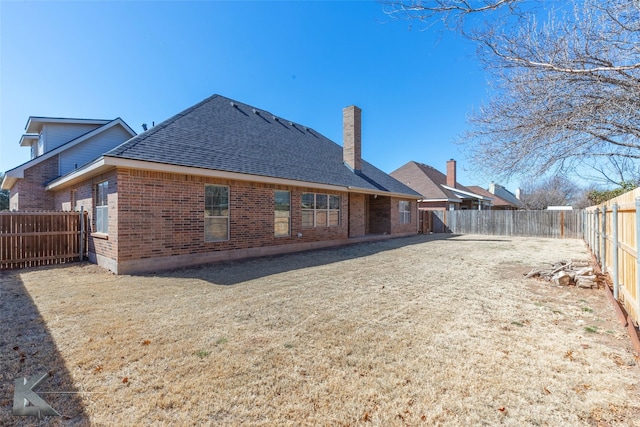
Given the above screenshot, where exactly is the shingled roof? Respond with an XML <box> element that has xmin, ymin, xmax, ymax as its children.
<box><xmin>389</xmin><ymin>161</ymin><xmax>478</xmax><ymax>201</ymax></box>
<box><xmin>104</xmin><ymin>94</ymin><xmax>419</xmax><ymax>197</ymax></box>
<box><xmin>466</xmin><ymin>186</ymin><xmax>511</xmax><ymax>208</ymax></box>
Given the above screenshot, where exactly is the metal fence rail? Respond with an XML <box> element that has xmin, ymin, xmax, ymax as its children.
<box><xmin>0</xmin><ymin>210</ymin><xmax>88</xmax><ymax>269</ymax></box>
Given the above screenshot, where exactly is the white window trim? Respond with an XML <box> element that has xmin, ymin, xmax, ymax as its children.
<box><xmin>399</xmin><ymin>200</ymin><xmax>411</xmax><ymax>224</ymax></box>
<box><xmin>274</xmin><ymin>190</ymin><xmax>291</xmax><ymax>237</ymax></box>
<box><xmin>204</xmin><ymin>184</ymin><xmax>230</xmax><ymax>242</ymax></box>
<box><xmin>95</xmin><ymin>181</ymin><xmax>109</xmax><ymax>234</ymax></box>
<box><xmin>302</xmin><ymin>193</ymin><xmax>340</xmax><ymax>228</ymax></box>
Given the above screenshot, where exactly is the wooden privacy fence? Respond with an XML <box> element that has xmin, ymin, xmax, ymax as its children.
<box><xmin>585</xmin><ymin>188</ymin><xmax>640</xmax><ymax>325</ymax></box>
<box><xmin>0</xmin><ymin>210</ymin><xmax>88</xmax><ymax>270</ymax></box>
<box><xmin>432</xmin><ymin>209</ymin><xmax>584</xmax><ymax>238</ymax></box>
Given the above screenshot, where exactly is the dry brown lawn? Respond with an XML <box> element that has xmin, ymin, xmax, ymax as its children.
<box><xmin>2</xmin><ymin>235</ymin><xmax>640</xmax><ymax>426</ymax></box>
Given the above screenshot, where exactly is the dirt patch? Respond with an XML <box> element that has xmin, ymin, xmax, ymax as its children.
<box><xmin>1</xmin><ymin>235</ymin><xmax>640</xmax><ymax>425</ymax></box>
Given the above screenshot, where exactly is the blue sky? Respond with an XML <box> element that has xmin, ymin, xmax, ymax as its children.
<box><xmin>0</xmin><ymin>1</ymin><xmax>497</xmax><ymax>188</ymax></box>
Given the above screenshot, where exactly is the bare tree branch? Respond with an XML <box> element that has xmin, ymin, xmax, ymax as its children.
<box><xmin>382</xmin><ymin>0</ymin><xmax>640</xmax><ymax>184</ymax></box>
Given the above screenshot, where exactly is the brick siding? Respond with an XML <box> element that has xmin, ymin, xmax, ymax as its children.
<box><xmin>115</xmin><ymin>169</ymin><xmax>350</xmax><ymax>262</ymax></box>
<box><xmin>10</xmin><ymin>156</ymin><xmax>59</xmax><ymax>211</ymax></box>
<box><xmin>368</xmin><ymin>195</ymin><xmax>391</xmax><ymax>234</ymax></box>
<box><xmin>45</xmin><ymin>166</ymin><xmax>416</xmax><ymax>272</ymax></box>
<box><xmin>390</xmin><ymin>197</ymin><xmax>418</xmax><ymax>235</ymax></box>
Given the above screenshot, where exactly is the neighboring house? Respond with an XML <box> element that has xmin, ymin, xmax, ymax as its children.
<box><xmin>2</xmin><ymin>95</ymin><xmax>420</xmax><ymax>274</ymax></box>
<box><xmin>466</xmin><ymin>184</ymin><xmax>523</xmax><ymax>210</ymax></box>
<box><xmin>488</xmin><ymin>182</ymin><xmax>524</xmax><ymax>209</ymax></box>
<box><xmin>390</xmin><ymin>160</ymin><xmax>491</xmax><ymax>211</ymax></box>
<box><xmin>3</xmin><ymin>117</ymin><xmax>137</xmax><ymax>211</ymax></box>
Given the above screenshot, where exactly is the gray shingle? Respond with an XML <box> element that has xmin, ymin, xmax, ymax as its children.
<box><xmin>106</xmin><ymin>95</ymin><xmax>419</xmax><ymax>196</ymax></box>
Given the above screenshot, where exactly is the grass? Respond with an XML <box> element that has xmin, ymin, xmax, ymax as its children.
<box><xmin>585</xmin><ymin>326</ymin><xmax>599</xmax><ymax>333</ymax></box>
<box><xmin>195</xmin><ymin>349</ymin><xmax>210</xmax><ymax>358</ymax></box>
<box><xmin>2</xmin><ymin>235</ymin><xmax>640</xmax><ymax>425</ymax></box>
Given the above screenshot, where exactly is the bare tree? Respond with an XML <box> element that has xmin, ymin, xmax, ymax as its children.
<box><xmin>0</xmin><ymin>173</ymin><xmax>9</xmax><ymax>211</ymax></box>
<box><xmin>520</xmin><ymin>175</ymin><xmax>579</xmax><ymax>209</ymax></box>
<box><xmin>383</xmin><ymin>0</ymin><xmax>640</xmax><ymax>183</ymax></box>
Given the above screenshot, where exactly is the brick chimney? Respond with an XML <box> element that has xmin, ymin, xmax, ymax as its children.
<box><xmin>446</xmin><ymin>159</ymin><xmax>456</xmax><ymax>188</ymax></box>
<box><xmin>343</xmin><ymin>105</ymin><xmax>361</xmax><ymax>172</ymax></box>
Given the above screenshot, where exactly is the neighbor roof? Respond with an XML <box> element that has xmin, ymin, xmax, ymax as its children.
<box><xmin>466</xmin><ymin>186</ymin><xmax>512</xmax><ymax>208</ymax></box>
<box><xmin>390</xmin><ymin>161</ymin><xmax>483</xmax><ymax>202</ymax></box>
<box><xmin>102</xmin><ymin>94</ymin><xmax>420</xmax><ymax>197</ymax></box>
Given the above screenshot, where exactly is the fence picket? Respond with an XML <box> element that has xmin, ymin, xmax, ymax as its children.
<box><xmin>0</xmin><ymin>211</ymin><xmax>88</xmax><ymax>270</ymax></box>
<box><xmin>432</xmin><ymin>209</ymin><xmax>583</xmax><ymax>238</ymax></box>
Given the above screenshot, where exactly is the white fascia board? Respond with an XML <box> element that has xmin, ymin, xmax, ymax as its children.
<box><xmin>47</xmin><ymin>157</ymin><xmax>351</xmax><ymax>192</ymax></box>
<box><xmin>113</xmin><ymin>118</ymin><xmax>137</xmax><ymax>137</ymax></box>
<box><xmin>25</xmin><ymin>117</ymin><xmax>111</xmax><ymax>133</ymax></box>
<box><xmin>346</xmin><ymin>187</ymin><xmax>420</xmax><ymax>199</ymax></box>
<box><xmin>442</xmin><ymin>184</ymin><xmax>490</xmax><ymax>201</ymax></box>
<box><xmin>1</xmin><ymin>175</ymin><xmax>17</xmax><ymax>190</ymax></box>
<box><xmin>419</xmin><ymin>197</ymin><xmax>462</xmax><ymax>203</ymax></box>
<box><xmin>19</xmin><ymin>133</ymin><xmax>39</xmax><ymax>147</ymax></box>
<box><xmin>47</xmin><ymin>156</ymin><xmax>420</xmax><ymax>199</ymax></box>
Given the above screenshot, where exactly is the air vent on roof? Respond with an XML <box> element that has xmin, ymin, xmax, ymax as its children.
<box><xmin>272</xmin><ymin>116</ymin><xmax>279</xmax><ymax>122</ymax></box>
<box><xmin>289</xmin><ymin>121</ymin><xmax>294</xmax><ymax>127</ymax></box>
<box><xmin>252</xmin><ymin>109</ymin><xmax>259</xmax><ymax>114</ymax></box>
<box><xmin>230</xmin><ymin>102</ymin><xmax>237</xmax><ymax>108</ymax></box>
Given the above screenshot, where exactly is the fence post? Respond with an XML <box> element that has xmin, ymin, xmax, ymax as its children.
<box><xmin>79</xmin><ymin>207</ymin><xmax>85</xmax><ymax>261</ymax></box>
<box><xmin>601</xmin><ymin>206</ymin><xmax>607</xmax><ymax>273</ymax></box>
<box><xmin>636</xmin><ymin>197</ymin><xmax>640</xmax><ymax>320</ymax></box>
<box><xmin>592</xmin><ymin>209</ymin><xmax>596</xmax><ymax>253</ymax></box>
<box><xmin>612</xmin><ymin>203</ymin><xmax>619</xmax><ymax>300</ymax></box>
<box><xmin>595</xmin><ymin>208</ymin><xmax>600</xmax><ymax>263</ymax></box>
<box><xmin>588</xmin><ymin>210</ymin><xmax>592</xmax><ymax>249</ymax></box>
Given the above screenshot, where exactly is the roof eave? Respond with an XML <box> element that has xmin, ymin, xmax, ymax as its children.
<box><xmin>25</xmin><ymin>117</ymin><xmax>112</xmax><ymax>133</ymax></box>
<box><xmin>19</xmin><ymin>133</ymin><xmax>39</xmax><ymax>147</ymax></box>
<box><xmin>1</xmin><ymin>174</ymin><xmax>18</xmax><ymax>191</ymax></box>
<box><xmin>46</xmin><ymin>157</ymin><xmax>421</xmax><ymax>199</ymax></box>
<box><xmin>442</xmin><ymin>184</ymin><xmax>490</xmax><ymax>201</ymax></box>
<box><xmin>419</xmin><ymin>198</ymin><xmax>462</xmax><ymax>203</ymax></box>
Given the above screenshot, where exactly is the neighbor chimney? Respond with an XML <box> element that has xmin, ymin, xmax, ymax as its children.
<box><xmin>446</xmin><ymin>159</ymin><xmax>456</xmax><ymax>188</ymax></box>
<box><xmin>343</xmin><ymin>105</ymin><xmax>362</xmax><ymax>172</ymax></box>
<box><xmin>516</xmin><ymin>188</ymin><xmax>522</xmax><ymax>200</ymax></box>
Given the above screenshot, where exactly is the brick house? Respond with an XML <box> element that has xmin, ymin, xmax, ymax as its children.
<box><xmin>3</xmin><ymin>95</ymin><xmax>420</xmax><ymax>274</ymax></box>
<box><xmin>390</xmin><ymin>160</ymin><xmax>491</xmax><ymax>211</ymax></box>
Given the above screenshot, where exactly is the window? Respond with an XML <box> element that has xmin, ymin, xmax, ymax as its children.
<box><xmin>302</xmin><ymin>193</ymin><xmax>340</xmax><ymax>227</ymax></box>
<box><xmin>205</xmin><ymin>184</ymin><xmax>229</xmax><ymax>241</ymax></box>
<box><xmin>399</xmin><ymin>200</ymin><xmax>411</xmax><ymax>224</ymax></box>
<box><xmin>274</xmin><ymin>190</ymin><xmax>290</xmax><ymax>237</ymax></box>
<box><xmin>95</xmin><ymin>181</ymin><xmax>108</xmax><ymax>234</ymax></box>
